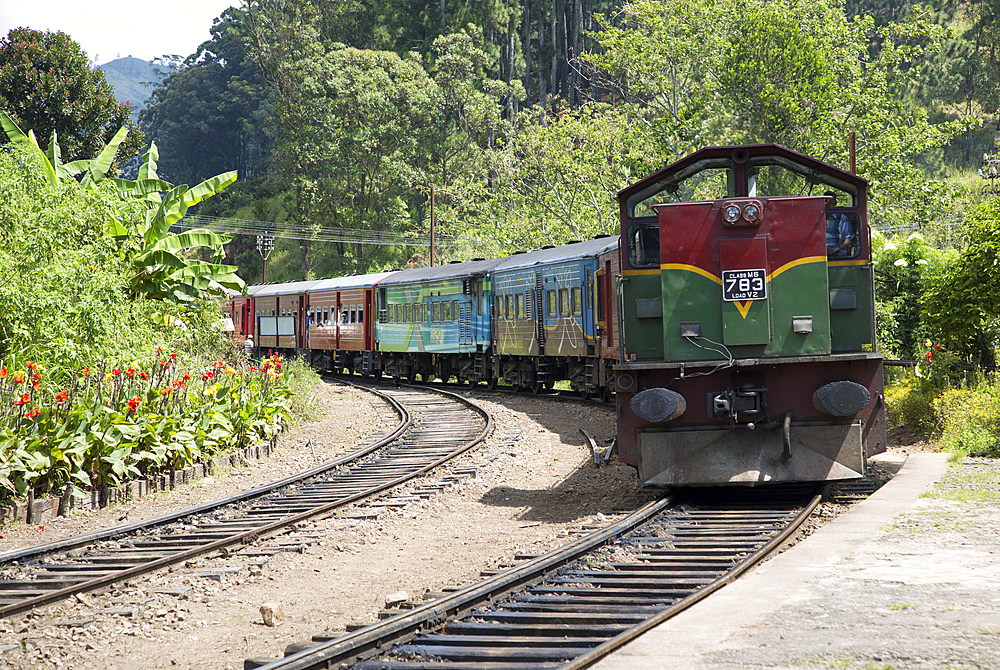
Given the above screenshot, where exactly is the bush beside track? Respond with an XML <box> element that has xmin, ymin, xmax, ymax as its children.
<box><xmin>0</xmin><ymin>351</ymin><xmax>307</xmax><ymax>514</ymax></box>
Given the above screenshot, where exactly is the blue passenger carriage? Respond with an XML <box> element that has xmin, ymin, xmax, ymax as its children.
<box><xmin>492</xmin><ymin>237</ymin><xmax>619</xmax><ymax>395</ymax></box>
<box><xmin>375</xmin><ymin>259</ymin><xmax>502</xmax><ymax>384</ymax></box>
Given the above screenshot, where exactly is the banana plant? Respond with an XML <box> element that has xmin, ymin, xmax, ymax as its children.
<box><xmin>110</xmin><ymin>143</ymin><xmax>245</xmax><ymax>301</ymax></box>
<box><xmin>0</xmin><ymin>109</ymin><xmax>128</xmax><ymax>188</ymax></box>
<box><xmin>2</xmin><ymin>112</ymin><xmax>246</xmax><ymax>302</ymax></box>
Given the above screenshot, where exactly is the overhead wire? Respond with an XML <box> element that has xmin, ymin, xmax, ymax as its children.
<box><xmin>175</xmin><ymin>214</ymin><xmax>458</xmax><ymax>248</ymax></box>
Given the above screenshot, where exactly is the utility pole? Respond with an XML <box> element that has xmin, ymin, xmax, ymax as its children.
<box><xmin>256</xmin><ymin>229</ymin><xmax>274</xmax><ymax>283</ymax></box>
<box><xmin>430</xmin><ymin>184</ymin><xmax>436</xmax><ymax>267</ymax></box>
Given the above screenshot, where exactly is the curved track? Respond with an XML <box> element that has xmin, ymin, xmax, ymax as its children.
<box><xmin>0</xmin><ymin>381</ymin><xmax>492</xmax><ymax>618</ymax></box>
<box><xmin>252</xmin><ymin>485</ymin><xmax>822</xmax><ymax>670</ymax></box>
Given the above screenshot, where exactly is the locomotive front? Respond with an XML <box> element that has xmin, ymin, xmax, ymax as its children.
<box><xmin>615</xmin><ymin>144</ymin><xmax>885</xmax><ymax>486</ymax></box>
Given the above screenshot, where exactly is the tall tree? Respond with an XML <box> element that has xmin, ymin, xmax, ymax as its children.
<box><xmin>140</xmin><ymin>8</ymin><xmax>275</xmax><ymax>186</ymax></box>
<box><xmin>0</xmin><ymin>28</ymin><xmax>143</xmax><ymax>169</ymax></box>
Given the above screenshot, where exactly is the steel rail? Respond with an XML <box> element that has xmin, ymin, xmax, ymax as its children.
<box><xmin>560</xmin><ymin>490</ymin><xmax>823</xmax><ymax>670</ymax></box>
<box><xmin>0</xmin><ymin>381</ymin><xmax>492</xmax><ymax>619</ymax></box>
<box><xmin>254</xmin><ymin>496</ymin><xmax>679</xmax><ymax>670</ymax></box>
<box><xmin>0</xmin><ymin>380</ymin><xmax>409</xmax><ymax>568</ymax></box>
<box><xmin>253</xmin><ymin>489</ymin><xmax>820</xmax><ymax>670</ymax></box>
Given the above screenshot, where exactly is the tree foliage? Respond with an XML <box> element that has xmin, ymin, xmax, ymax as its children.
<box><xmin>140</xmin><ymin>8</ymin><xmax>275</xmax><ymax>186</ymax></box>
<box><xmin>0</xmin><ymin>144</ymin><xmax>157</xmax><ymax>370</ymax></box>
<box><xmin>922</xmin><ymin>199</ymin><xmax>1000</xmax><ymax>365</ymax></box>
<box><xmin>0</xmin><ymin>28</ymin><xmax>143</xmax><ymax>170</ymax></box>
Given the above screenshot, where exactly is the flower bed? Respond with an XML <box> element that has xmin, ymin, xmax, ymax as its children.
<box><xmin>0</xmin><ymin>350</ymin><xmax>291</xmax><ymax>517</ymax></box>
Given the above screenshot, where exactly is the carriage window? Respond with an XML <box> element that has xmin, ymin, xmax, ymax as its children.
<box><xmin>443</xmin><ymin>301</ymin><xmax>451</xmax><ymax>321</ymax></box>
<box><xmin>571</xmin><ymin>287</ymin><xmax>582</xmax><ymax>316</ymax></box>
<box><xmin>515</xmin><ymin>293</ymin><xmax>524</xmax><ymax>317</ymax></box>
<box><xmin>432</xmin><ymin>302</ymin><xmax>440</xmax><ymax>322</ymax></box>
<box><xmin>546</xmin><ymin>290</ymin><xmax>557</xmax><ymax>317</ymax></box>
<box><xmin>628</xmin><ymin>223</ymin><xmax>660</xmax><ymax>268</ymax></box>
<box><xmin>452</xmin><ymin>300</ymin><xmax>458</xmax><ymax>321</ymax></box>
<box><xmin>559</xmin><ymin>289</ymin><xmax>570</xmax><ymax>316</ymax></box>
<box><xmin>358</xmin><ymin>307</ymin><xmax>364</xmax><ymax>323</ymax></box>
<box><xmin>504</xmin><ymin>294</ymin><xmax>512</xmax><ymax>318</ymax></box>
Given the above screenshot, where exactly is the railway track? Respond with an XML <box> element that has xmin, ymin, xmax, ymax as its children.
<box><xmin>0</xmin><ymin>381</ymin><xmax>492</xmax><ymax>619</ymax></box>
<box><xmin>249</xmin><ymin>485</ymin><xmax>822</xmax><ymax>670</ymax></box>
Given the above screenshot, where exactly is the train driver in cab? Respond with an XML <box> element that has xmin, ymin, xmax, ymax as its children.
<box><xmin>825</xmin><ymin>190</ymin><xmax>854</xmax><ymax>257</ymax></box>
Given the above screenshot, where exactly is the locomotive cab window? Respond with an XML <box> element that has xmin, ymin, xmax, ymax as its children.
<box><xmin>628</xmin><ymin>223</ymin><xmax>660</xmax><ymax>268</ymax></box>
<box><xmin>631</xmin><ymin>161</ymin><xmax>735</xmax><ymax>217</ymax></box>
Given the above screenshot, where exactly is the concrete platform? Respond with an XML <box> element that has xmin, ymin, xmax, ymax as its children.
<box><xmin>593</xmin><ymin>453</ymin><xmax>1000</xmax><ymax>669</ymax></box>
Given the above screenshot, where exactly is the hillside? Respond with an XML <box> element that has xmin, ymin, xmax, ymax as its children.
<box><xmin>98</xmin><ymin>56</ymin><xmax>165</xmax><ymax>117</ymax></box>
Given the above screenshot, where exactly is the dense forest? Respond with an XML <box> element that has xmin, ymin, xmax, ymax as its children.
<box><xmin>128</xmin><ymin>0</ymin><xmax>995</xmax><ymax>284</ymax></box>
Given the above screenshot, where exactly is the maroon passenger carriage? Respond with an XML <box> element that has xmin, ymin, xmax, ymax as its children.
<box><xmin>305</xmin><ymin>272</ymin><xmax>395</xmax><ymax>375</ymax></box>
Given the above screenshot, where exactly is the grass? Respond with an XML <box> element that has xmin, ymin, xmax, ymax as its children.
<box><xmin>920</xmin><ymin>457</ymin><xmax>1000</xmax><ymax>504</ymax></box>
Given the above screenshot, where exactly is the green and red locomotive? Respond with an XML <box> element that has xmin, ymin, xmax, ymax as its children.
<box><xmin>613</xmin><ymin>144</ymin><xmax>885</xmax><ymax>486</ymax></box>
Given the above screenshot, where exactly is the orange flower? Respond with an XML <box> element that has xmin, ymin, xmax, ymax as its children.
<box><xmin>55</xmin><ymin>390</ymin><xmax>68</xmax><ymax>406</ymax></box>
<box><xmin>25</xmin><ymin>409</ymin><xmax>41</xmax><ymax>420</ymax></box>
<box><xmin>13</xmin><ymin>393</ymin><xmax>29</xmax><ymax>407</ymax></box>
<box><xmin>127</xmin><ymin>396</ymin><xmax>141</xmax><ymax>413</ymax></box>
<box><xmin>80</xmin><ymin>367</ymin><xmax>90</xmax><ymax>376</ymax></box>
<box><xmin>0</xmin><ymin>367</ymin><xmax>6</xmax><ymax>379</ymax></box>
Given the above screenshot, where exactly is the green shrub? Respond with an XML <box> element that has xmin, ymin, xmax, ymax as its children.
<box><xmin>0</xmin><ymin>351</ymin><xmax>293</xmax><ymax>502</ymax></box>
<box><xmin>933</xmin><ymin>387</ymin><xmax>1000</xmax><ymax>456</ymax></box>
<box><xmin>885</xmin><ymin>381</ymin><xmax>936</xmax><ymax>431</ymax></box>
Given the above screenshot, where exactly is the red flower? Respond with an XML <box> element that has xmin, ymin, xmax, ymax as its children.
<box><xmin>13</xmin><ymin>393</ymin><xmax>30</xmax><ymax>407</ymax></box>
<box><xmin>169</xmin><ymin>353</ymin><xmax>178</xmax><ymax>360</ymax></box>
<box><xmin>925</xmin><ymin>351</ymin><xmax>934</xmax><ymax>361</ymax></box>
<box><xmin>934</xmin><ymin>344</ymin><xmax>942</xmax><ymax>351</ymax></box>
<box><xmin>126</xmin><ymin>396</ymin><xmax>141</xmax><ymax>413</ymax></box>
<box><xmin>125</xmin><ymin>367</ymin><xmax>136</xmax><ymax>378</ymax></box>
<box><xmin>80</xmin><ymin>367</ymin><xmax>90</xmax><ymax>376</ymax></box>
<box><xmin>55</xmin><ymin>390</ymin><xmax>68</xmax><ymax>406</ymax></box>
<box><xmin>159</xmin><ymin>359</ymin><xmax>167</xmax><ymax>368</ymax></box>
<box><xmin>0</xmin><ymin>367</ymin><xmax>6</xmax><ymax>379</ymax></box>
<box><xmin>139</xmin><ymin>371</ymin><xmax>148</xmax><ymax>380</ymax></box>
<box><xmin>112</xmin><ymin>367</ymin><xmax>121</xmax><ymax>377</ymax></box>
<box><xmin>25</xmin><ymin>409</ymin><xmax>41</xmax><ymax>420</ymax></box>
<box><xmin>159</xmin><ymin>386</ymin><xmax>174</xmax><ymax>396</ymax></box>
<box><xmin>156</xmin><ymin>346</ymin><xmax>163</xmax><ymax>355</ymax></box>
<box><xmin>25</xmin><ymin>361</ymin><xmax>37</xmax><ymax>371</ymax></box>
<box><xmin>183</xmin><ymin>372</ymin><xmax>190</xmax><ymax>381</ymax></box>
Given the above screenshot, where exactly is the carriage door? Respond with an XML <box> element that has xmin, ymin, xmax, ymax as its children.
<box><xmin>534</xmin><ymin>272</ymin><xmax>546</xmax><ymax>356</ymax></box>
<box><xmin>364</xmin><ymin>289</ymin><xmax>374</xmax><ymax>350</ymax></box>
<box><xmin>460</xmin><ymin>279</ymin><xmax>473</xmax><ymax>346</ymax></box>
<box><xmin>335</xmin><ymin>291</ymin><xmax>342</xmax><ymax>349</ymax></box>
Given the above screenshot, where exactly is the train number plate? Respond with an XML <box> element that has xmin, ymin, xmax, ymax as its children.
<box><xmin>722</xmin><ymin>269</ymin><xmax>767</xmax><ymax>301</ymax></box>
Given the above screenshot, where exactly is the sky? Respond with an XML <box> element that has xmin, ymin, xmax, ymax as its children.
<box><xmin>0</xmin><ymin>0</ymin><xmax>243</xmax><ymax>65</ymax></box>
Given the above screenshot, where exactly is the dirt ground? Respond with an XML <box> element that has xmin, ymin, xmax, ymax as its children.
<box><xmin>0</xmin><ymin>380</ymin><xmax>655</xmax><ymax>669</ymax></box>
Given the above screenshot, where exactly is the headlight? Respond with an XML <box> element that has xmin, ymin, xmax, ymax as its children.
<box><xmin>723</xmin><ymin>205</ymin><xmax>741</xmax><ymax>223</ymax></box>
<box><xmin>742</xmin><ymin>204</ymin><xmax>761</xmax><ymax>222</ymax></box>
